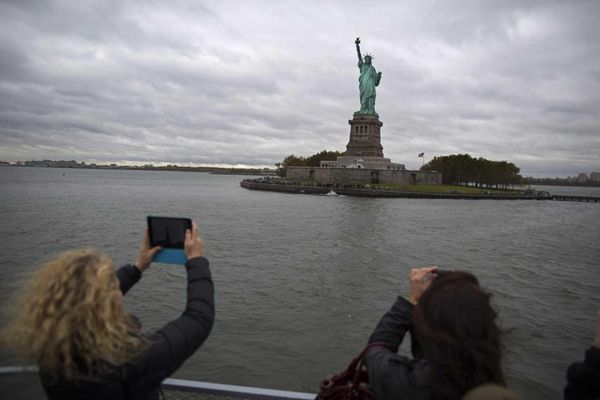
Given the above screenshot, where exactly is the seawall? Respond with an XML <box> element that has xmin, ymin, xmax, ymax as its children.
<box><xmin>239</xmin><ymin>180</ymin><xmax>543</xmax><ymax>200</ymax></box>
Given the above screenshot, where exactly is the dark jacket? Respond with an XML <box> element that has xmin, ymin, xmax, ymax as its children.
<box><xmin>41</xmin><ymin>256</ymin><xmax>215</xmax><ymax>400</ymax></box>
<box><xmin>364</xmin><ymin>296</ymin><xmax>431</xmax><ymax>400</ymax></box>
<box><xmin>564</xmin><ymin>346</ymin><xmax>600</xmax><ymax>400</ymax></box>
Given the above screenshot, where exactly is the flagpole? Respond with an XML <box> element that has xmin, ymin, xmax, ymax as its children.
<box><xmin>418</xmin><ymin>152</ymin><xmax>425</xmax><ymax>168</ymax></box>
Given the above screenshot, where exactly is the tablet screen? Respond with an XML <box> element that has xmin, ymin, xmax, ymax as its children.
<box><xmin>147</xmin><ymin>217</ymin><xmax>192</xmax><ymax>249</ymax></box>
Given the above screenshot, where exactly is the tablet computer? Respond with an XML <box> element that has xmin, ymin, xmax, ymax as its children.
<box><xmin>147</xmin><ymin>216</ymin><xmax>192</xmax><ymax>264</ymax></box>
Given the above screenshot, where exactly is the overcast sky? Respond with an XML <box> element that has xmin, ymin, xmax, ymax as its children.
<box><xmin>1</xmin><ymin>0</ymin><xmax>599</xmax><ymax>176</ymax></box>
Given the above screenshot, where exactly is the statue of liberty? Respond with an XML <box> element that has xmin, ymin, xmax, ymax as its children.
<box><xmin>355</xmin><ymin>37</ymin><xmax>382</xmax><ymax>116</ymax></box>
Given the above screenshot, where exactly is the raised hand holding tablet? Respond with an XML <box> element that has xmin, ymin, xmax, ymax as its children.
<box><xmin>184</xmin><ymin>222</ymin><xmax>204</xmax><ymax>260</ymax></box>
<box><xmin>147</xmin><ymin>216</ymin><xmax>193</xmax><ymax>265</ymax></box>
<box><xmin>135</xmin><ymin>228</ymin><xmax>162</xmax><ymax>272</ymax></box>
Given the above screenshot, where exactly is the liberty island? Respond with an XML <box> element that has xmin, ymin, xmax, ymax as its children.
<box><xmin>286</xmin><ymin>37</ymin><xmax>441</xmax><ymax>185</ymax></box>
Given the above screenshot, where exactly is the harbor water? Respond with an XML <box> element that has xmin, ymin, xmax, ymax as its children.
<box><xmin>1</xmin><ymin>167</ymin><xmax>599</xmax><ymax>399</ymax></box>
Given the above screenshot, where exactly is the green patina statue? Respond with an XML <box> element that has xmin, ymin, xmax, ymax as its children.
<box><xmin>355</xmin><ymin>37</ymin><xmax>382</xmax><ymax>116</ymax></box>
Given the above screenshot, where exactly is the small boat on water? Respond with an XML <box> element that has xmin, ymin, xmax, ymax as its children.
<box><xmin>325</xmin><ymin>190</ymin><xmax>337</xmax><ymax>196</ymax></box>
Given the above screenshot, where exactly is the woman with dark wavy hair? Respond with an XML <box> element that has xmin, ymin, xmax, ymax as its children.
<box><xmin>364</xmin><ymin>267</ymin><xmax>510</xmax><ymax>400</ymax></box>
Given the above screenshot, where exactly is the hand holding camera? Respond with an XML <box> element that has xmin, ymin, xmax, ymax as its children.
<box><xmin>408</xmin><ymin>266</ymin><xmax>438</xmax><ymax>305</ymax></box>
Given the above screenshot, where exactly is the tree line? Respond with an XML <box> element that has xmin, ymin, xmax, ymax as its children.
<box><xmin>276</xmin><ymin>150</ymin><xmax>344</xmax><ymax>176</ymax></box>
<box><xmin>420</xmin><ymin>154</ymin><xmax>522</xmax><ymax>188</ymax></box>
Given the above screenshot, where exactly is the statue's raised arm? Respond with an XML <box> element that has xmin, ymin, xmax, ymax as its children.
<box><xmin>355</xmin><ymin>37</ymin><xmax>363</xmax><ymax>64</ymax></box>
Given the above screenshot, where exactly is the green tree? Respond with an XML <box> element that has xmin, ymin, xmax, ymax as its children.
<box><xmin>421</xmin><ymin>154</ymin><xmax>522</xmax><ymax>188</ymax></box>
<box><xmin>305</xmin><ymin>150</ymin><xmax>344</xmax><ymax>167</ymax></box>
<box><xmin>276</xmin><ymin>155</ymin><xmax>306</xmax><ymax>177</ymax></box>
<box><xmin>276</xmin><ymin>150</ymin><xmax>344</xmax><ymax>177</ymax></box>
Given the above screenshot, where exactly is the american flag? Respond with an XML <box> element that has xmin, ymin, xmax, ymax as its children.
<box><xmin>418</xmin><ymin>152</ymin><xmax>424</xmax><ymax>157</ymax></box>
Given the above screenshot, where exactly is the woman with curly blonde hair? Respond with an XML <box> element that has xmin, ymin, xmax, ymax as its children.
<box><xmin>4</xmin><ymin>223</ymin><xmax>214</xmax><ymax>400</ymax></box>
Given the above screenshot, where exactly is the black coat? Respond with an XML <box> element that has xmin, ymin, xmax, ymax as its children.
<box><xmin>364</xmin><ymin>296</ymin><xmax>431</xmax><ymax>400</ymax></box>
<box><xmin>564</xmin><ymin>346</ymin><xmax>600</xmax><ymax>400</ymax></box>
<box><xmin>41</xmin><ymin>256</ymin><xmax>215</xmax><ymax>400</ymax></box>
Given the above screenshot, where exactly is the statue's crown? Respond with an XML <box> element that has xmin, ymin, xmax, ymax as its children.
<box><xmin>364</xmin><ymin>53</ymin><xmax>374</xmax><ymax>59</ymax></box>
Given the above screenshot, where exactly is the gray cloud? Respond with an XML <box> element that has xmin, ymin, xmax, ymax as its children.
<box><xmin>0</xmin><ymin>0</ymin><xmax>599</xmax><ymax>176</ymax></box>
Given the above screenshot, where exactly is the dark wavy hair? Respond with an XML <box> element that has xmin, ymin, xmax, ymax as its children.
<box><xmin>412</xmin><ymin>271</ymin><xmax>504</xmax><ymax>400</ymax></box>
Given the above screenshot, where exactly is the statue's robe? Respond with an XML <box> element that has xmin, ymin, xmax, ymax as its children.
<box><xmin>358</xmin><ymin>59</ymin><xmax>380</xmax><ymax>113</ymax></box>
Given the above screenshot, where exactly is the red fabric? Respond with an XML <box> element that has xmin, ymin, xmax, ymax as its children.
<box><xmin>316</xmin><ymin>344</ymin><xmax>388</xmax><ymax>400</ymax></box>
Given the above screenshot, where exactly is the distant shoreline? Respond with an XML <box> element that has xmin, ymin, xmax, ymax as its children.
<box><xmin>2</xmin><ymin>162</ymin><xmax>598</xmax><ymax>187</ymax></box>
<box><xmin>0</xmin><ymin>162</ymin><xmax>276</xmax><ymax>176</ymax></box>
<box><xmin>520</xmin><ymin>182</ymin><xmax>600</xmax><ymax>188</ymax></box>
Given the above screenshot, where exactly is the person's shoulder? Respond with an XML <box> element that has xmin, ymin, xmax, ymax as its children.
<box><xmin>462</xmin><ymin>384</ymin><xmax>520</xmax><ymax>400</ymax></box>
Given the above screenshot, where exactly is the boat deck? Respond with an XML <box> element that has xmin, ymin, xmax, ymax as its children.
<box><xmin>0</xmin><ymin>366</ymin><xmax>316</xmax><ymax>400</ymax></box>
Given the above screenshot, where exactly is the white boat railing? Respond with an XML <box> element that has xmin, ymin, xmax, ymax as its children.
<box><xmin>0</xmin><ymin>366</ymin><xmax>316</xmax><ymax>400</ymax></box>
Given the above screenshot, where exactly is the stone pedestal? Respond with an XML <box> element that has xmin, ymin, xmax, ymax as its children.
<box><xmin>346</xmin><ymin>114</ymin><xmax>383</xmax><ymax>157</ymax></box>
<box><xmin>285</xmin><ymin>109</ymin><xmax>442</xmax><ymax>185</ymax></box>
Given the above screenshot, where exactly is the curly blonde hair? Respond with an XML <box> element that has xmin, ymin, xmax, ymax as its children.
<box><xmin>3</xmin><ymin>249</ymin><xmax>145</xmax><ymax>379</ymax></box>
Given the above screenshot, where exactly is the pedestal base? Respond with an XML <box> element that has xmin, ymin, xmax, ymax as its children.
<box><xmin>346</xmin><ymin>113</ymin><xmax>384</xmax><ymax>157</ymax></box>
<box><xmin>321</xmin><ymin>156</ymin><xmax>404</xmax><ymax>170</ymax></box>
